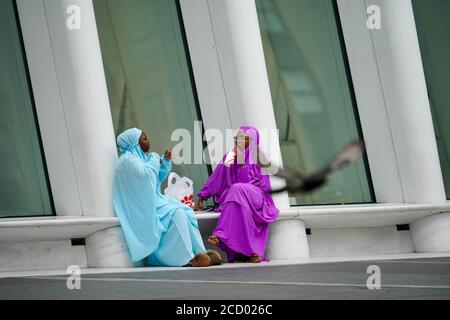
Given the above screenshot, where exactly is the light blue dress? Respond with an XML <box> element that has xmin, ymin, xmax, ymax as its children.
<box><xmin>113</xmin><ymin>128</ymin><xmax>206</xmax><ymax>267</ymax></box>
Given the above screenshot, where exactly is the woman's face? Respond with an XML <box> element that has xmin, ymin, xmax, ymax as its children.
<box><xmin>235</xmin><ymin>130</ymin><xmax>250</xmax><ymax>150</ymax></box>
<box><xmin>139</xmin><ymin>132</ymin><xmax>151</xmax><ymax>153</ymax></box>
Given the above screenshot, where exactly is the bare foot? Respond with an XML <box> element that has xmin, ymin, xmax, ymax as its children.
<box><xmin>208</xmin><ymin>235</ymin><xmax>220</xmax><ymax>246</ymax></box>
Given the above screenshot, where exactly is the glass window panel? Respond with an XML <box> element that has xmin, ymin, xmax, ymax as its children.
<box><xmin>0</xmin><ymin>0</ymin><xmax>53</xmax><ymax>217</ymax></box>
<box><xmin>412</xmin><ymin>0</ymin><xmax>450</xmax><ymax>199</ymax></box>
<box><xmin>256</xmin><ymin>0</ymin><xmax>374</xmax><ymax>205</ymax></box>
<box><xmin>93</xmin><ymin>0</ymin><xmax>209</xmax><ymax>195</ymax></box>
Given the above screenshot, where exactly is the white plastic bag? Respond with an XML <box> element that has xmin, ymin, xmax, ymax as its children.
<box><xmin>163</xmin><ymin>172</ymin><xmax>195</xmax><ymax>208</ymax></box>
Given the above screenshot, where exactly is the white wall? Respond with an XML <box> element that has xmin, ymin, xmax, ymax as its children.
<box><xmin>308</xmin><ymin>226</ymin><xmax>414</xmax><ymax>257</ymax></box>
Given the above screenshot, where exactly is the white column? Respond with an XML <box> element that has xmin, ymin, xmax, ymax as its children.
<box><xmin>338</xmin><ymin>0</ymin><xmax>447</xmax><ymax>205</ymax></box>
<box><xmin>410</xmin><ymin>213</ymin><xmax>450</xmax><ymax>253</ymax></box>
<box><xmin>17</xmin><ymin>0</ymin><xmax>83</xmax><ymax>216</ymax></box>
<box><xmin>368</xmin><ymin>0</ymin><xmax>449</xmax><ymax>251</ymax></box>
<box><xmin>42</xmin><ymin>0</ymin><xmax>117</xmax><ymax>217</ymax></box>
<box><xmin>368</xmin><ymin>0</ymin><xmax>446</xmax><ymax>204</ymax></box>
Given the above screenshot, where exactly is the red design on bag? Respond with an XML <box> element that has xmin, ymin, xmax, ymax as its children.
<box><xmin>180</xmin><ymin>194</ymin><xmax>195</xmax><ymax>208</ymax></box>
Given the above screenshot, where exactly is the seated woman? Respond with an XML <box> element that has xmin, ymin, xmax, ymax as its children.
<box><xmin>113</xmin><ymin>128</ymin><xmax>221</xmax><ymax>268</ymax></box>
<box><xmin>194</xmin><ymin>125</ymin><xmax>279</xmax><ymax>263</ymax></box>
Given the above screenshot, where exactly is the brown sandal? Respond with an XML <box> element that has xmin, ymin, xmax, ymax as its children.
<box><xmin>184</xmin><ymin>253</ymin><xmax>210</xmax><ymax>267</ymax></box>
<box><xmin>249</xmin><ymin>254</ymin><xmax>261</xmax><ymax>263</ymax></box>
<box><xmin>206</xmin><ymin>250</ymin><xmax>222</xmax><ymax>266</ymax></box>
<box><xmin>207</xmin><ymin>235</ymin><xmax>220</xmax><ymax>246</ymax></box>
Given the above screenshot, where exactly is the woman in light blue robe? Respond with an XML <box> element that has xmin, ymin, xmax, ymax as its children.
<box><xmin>113</xmin><ymin>128</ymin><xmax>221</xmax><ymax>267</ymax></box>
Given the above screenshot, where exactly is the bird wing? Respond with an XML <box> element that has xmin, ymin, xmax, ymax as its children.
<box><xmin>326</xmin><ymin>140</ymin><xmax>365</xmax><ymax>172</ymax></box>
<box><xmin>271</xmin><ymin>167</ymin><xmax>305</xmax><ymax>193</ymax></box>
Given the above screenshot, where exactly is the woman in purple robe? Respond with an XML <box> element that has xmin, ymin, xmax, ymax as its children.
<box><xmin>194</xmin><ymin>125</ymin><xmax>279</xmax><ymax>263</ymax></box>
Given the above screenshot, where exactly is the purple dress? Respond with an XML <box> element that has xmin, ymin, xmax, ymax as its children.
<box><xmin>198</xmin><ymin>126</ymin><xmax>279</xmax><ymax>262</ymax></box>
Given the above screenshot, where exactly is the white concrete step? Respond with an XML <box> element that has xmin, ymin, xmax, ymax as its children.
<box><xmin>1</xmin><ymin>252</ymin><xmax>449</xmax><ymax>279</ymax></box>
<box><xmin>1</xmin><ymin>203</ymin><xmax>449</xmax><ymax>242</ymax></box>
<box><xmin>284</xmin><ymin>203</ymin><xmax>450</xmax><ymax>228</ymax></box>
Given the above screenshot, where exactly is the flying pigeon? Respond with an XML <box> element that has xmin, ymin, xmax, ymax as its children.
<box><xmin>270</xmin><ymin>140</ymin><xmax>366</xmax><ymax>194</ymax></box>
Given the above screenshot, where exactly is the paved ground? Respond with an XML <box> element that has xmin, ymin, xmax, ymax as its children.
<box><xmin>1</xmin><ymin>257</ymin><xmax>449</xmax><ymax>300</ymax></box>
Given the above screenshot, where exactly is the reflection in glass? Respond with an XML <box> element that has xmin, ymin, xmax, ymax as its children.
<box><xmin>412</xmin><ymin>0</ymin><xmax>450</xmax><ymax>199</ymax></box>
<box><xmin>256</xmin><ymin>0</ymin><xmax>373</xmax><ymax>205</ymax></box>
<box><xmin>0</xmin><ymin>0</ymin><xmax>53</xmax><ymax>217</ymax></box>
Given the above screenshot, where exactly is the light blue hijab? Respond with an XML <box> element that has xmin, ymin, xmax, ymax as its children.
<box><xmin>116</xmin><ymin>128</ymin><xmax>149</xmax><ymax>162</ymax></box>
<box><xmin>113</xmin><ymin>128</ymin><xmax>163</xmax><ymax>262</ymax></box>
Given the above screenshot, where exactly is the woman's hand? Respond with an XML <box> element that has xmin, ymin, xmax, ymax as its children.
<box><xmin>194</xmin><ymin>198</ymin><xmax>204</xmax><ymax>211</ymax></box>
<box><xmin>164</xmin><ymin>149</ymin><xmax>172</xmax><ymax>160</ymax></box>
